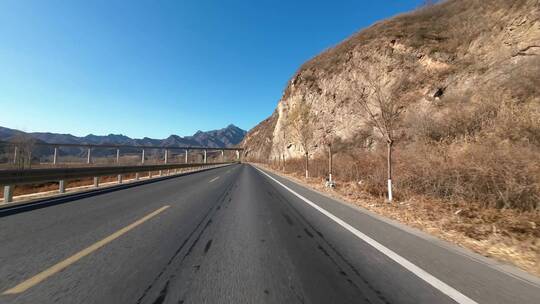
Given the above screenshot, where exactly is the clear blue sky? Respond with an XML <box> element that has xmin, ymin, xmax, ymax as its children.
<box><xmin>0</xmin><ymin>0</ymin><xmax>423</xmax><ymax>138</ymax></box>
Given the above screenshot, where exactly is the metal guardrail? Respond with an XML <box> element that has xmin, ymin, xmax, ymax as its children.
<box><xmin>0</xmin><ymin>140</ymin><xmax>244</xmax><ymax>169</ymax></box>
<box><xmin>0</xmin><ymin>162</ymin><xmax>234</xmax><ymax>185</ymax></box>
<box><xmin>0</xmin><ymin>140</ymin><xmax>245</xmax><ymax>204</ymax></box>
<box><xmin>1</xmin><ymin>162</ymin><xmax>237</xmax><ymax>203</ymax></box>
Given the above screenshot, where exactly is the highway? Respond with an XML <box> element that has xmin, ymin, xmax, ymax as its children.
<box><xmin>0</xmin><ymin>164</ymin><xmax>538</xmax><ymax>303</ymax></box>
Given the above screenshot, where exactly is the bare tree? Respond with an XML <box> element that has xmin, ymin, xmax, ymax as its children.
<box><xmin>278</xmin><ymin>124</ymin><xmax>287</xmax><ymax>171</ymax></box>
<box><xmin>11</xmin><ymin>133</ymin><xmax>35</xmax><ymax>169</ymax></box>
<box><xmin>355</xmin><ymin>72</ymin><xmax>407</xmax><ymax>201</ymax></box>
<box><xmin>326</xmin><ymin>138</ymin><xmax>333</xmax><ymax>184</ymax></box>
<box><xmin>287</xmin><ymin>99</ymin><xmax>315</xmax><ymax>179</ymax></box>
<box><xmin>321</xmin><ymin>121</ymin><xmax>337</xmax><ymax>185</ymax></box>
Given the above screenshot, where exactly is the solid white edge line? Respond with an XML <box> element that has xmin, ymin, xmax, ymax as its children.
<box><xmin>255</xmin><ymin>166</ymin><xmax>478</xmax><ymax>304</ymax></box>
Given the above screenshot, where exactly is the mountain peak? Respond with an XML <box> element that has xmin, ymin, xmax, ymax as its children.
<box><xmin>0</xmin><ymin>124</ymin><xmax>247</xmax><ymax>149</ymax></box>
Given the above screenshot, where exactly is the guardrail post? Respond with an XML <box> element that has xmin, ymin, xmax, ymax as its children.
<box><xmin>185</xmin><ymin>149</ymin><xmax>188</xmax><ymax>163</ymax></box>
<box><xmin>236</xmin><ymin>150</ymin><xmax>240</xmax><ymax>161</ymax></box>
<box><xmin>13</xmin><ymin>147</ymin><xmax>18</xmax><ymax>164</ymax></box>
<box><xmin>87</xmin><ymin>148</ymin><xmax>92</xmax><ymax>164</ymax></box>
<box><xmin>94</xmin><ymin>177</ymin><xmax>99</xmax><ymax>187</ymax></box>
<box><xmin>116</xmin><ymin>148</ymin><xmax>121</xmax><ymax>182</ymax></box>
<box><xmin>53</xmin><ymin>147</ymin><xmax>58</xmax><ymax>165</ymax></box>
<box><xmin>58</xmin><ymin>147</ymin><xmax>66</xmax><ymax>193</ymax></box>
<box><xmin>3</xmin><ymin>185</ymin><xmax>13</xmax><ymax>203</ymax></box>
<box><xmin>204</xmin><ymin>149</ymin><xmax>207</xmax><ymax>164</ymax></box>
<box><xmin>141</xmin><ymin>149</ymin><xmax>145</xmax><ymax>164</ymax></box>
<box><xmin>59</xmin><ymin>180</ymin><xmax>65</xmax><ymax>193</ymax></box>
<box><xmin>160</xmin><ymin>149</ymin><xmax>167</xmax><ymax>176</ymax></box>
<box><xmin>221</xmin><ymin>150</ymin><xmax>224</xmax><ymax>162</ymax></box>
<box><xmin>135</xmin><ymin>173</ymin><xmax>140</xmax><ymax>180</ymax></box>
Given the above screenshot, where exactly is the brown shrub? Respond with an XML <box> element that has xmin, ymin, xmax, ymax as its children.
<box><xmin>268</xmin><ymin>138</ymin><xmax>539</xmax><ymax>211</ymax></box>
<box><xmin>399</xmin><ymin>142</ymin><xmax>539</xmax><ymax>210</ymax></box>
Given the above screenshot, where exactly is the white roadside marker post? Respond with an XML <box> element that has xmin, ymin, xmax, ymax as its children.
<box><xmin>3</xmin><ymin>185</ymin><xmax>13</xmax><ymax>204</ymax></box>
<box><xmin>116</xmin><ymin>148</ymin><xmax>122</xmax><ymax>183</ymax></box>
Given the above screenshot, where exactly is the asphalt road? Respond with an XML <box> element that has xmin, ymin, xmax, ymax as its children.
<box><xmin>0</xmin><ymin>164</ymin><xmax>538</xmax><ymax>303</ymax></box>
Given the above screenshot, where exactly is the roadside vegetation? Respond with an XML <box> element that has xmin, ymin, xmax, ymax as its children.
<box><xmin>243</xmin><ymin>0</ymin><xmax>539</xmax><ymax>274</ymax></box>
<box><xmin>259</xmin><ymin>91</ymin><xmax>540</xmax><ymax>274</ymax></box>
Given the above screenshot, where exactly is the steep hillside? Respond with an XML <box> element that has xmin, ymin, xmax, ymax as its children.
<box><xmin>242</xmin><ymin>0</ymin><xmax>539</xmax><ymax>274</ymax></box>
<box><xmin>242</xmin><ymin>0</ymin><xmax>540</xmax><ymax>212</ymax></box>
<box><xmin>242</xmin><ymin>0</ymin><xmax>540</xmax><ymax>160</ymax></box>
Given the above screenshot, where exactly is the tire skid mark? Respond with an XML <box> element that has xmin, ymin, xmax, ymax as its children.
<box><xmin>136</xmin><ymin>179</ymin><xmax>236</xmax><ymax>304</ymax></box>
<box><xmin>204</xmin><ymin>239</ymin><xmax>213</xmax><ymax>254</ymax></box>
<box><xmin>281</xmin><ymin>212</ymin><xmax>295</xmax><ymax>226</ymax></box>
<box><xmin>152</xmin><ymin>281</ymin><xmax>169</xmax><ymax>304</ymax></box>
<box><xmin>262</xmin><ymin>174</ymin><xmax>390</xmax><ymax>304</ymax></box>
<box><xmin>170</xmin><ymin>182</ymin><xmax>237</xmax><ymax>302</ymax></box>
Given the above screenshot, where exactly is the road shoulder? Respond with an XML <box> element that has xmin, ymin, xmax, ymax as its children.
<box><xmin>252</xmin><ymin>163</ymin><xmax>540</xmax><ymax>288</ymax></box>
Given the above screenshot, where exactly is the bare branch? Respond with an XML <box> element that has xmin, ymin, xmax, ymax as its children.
<box><xmin>10</xmin><ymin>133</ymin><xmax>36</xmax><ymax>169</ymax></box>
<box><xmin>353</xmin><ymin>63</ymin><xmax>407</xmax><ymax>144</ymax></box>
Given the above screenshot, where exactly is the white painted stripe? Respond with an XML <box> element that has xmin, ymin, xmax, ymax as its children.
<box><xmin>255</xmin><ymin>167</ymin><xmax>478</xmax><ymax>304</ymax></box>
<box><xmin>209</xmin><ymin>176</ymin><xmax>220</xmax><ymax>183</ymax></box>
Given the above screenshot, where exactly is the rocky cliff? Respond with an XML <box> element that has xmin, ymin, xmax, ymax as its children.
<box><xmin>242</xmin><ymin>0</ymin><xmax>540</xmax><ymax>160</ymax></box>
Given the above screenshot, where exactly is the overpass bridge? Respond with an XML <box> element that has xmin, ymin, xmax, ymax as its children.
<box><xmin>0</xmin><ymin>141</ymin><xmax>243</xmax><ymax>203</ymax></box>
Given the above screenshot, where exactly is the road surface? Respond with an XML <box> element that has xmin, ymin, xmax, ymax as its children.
<box><xmin>0</xmin><ymin>164</ymin><xmax>538</xmax><ymax>303</ymax></box>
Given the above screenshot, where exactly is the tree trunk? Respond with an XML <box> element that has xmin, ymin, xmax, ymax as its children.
<box><xmin>328</xmin><ymin>145</ymin><xmax>333</xmax><ymax>183</ymax></box>
<box><xmin>305</xmin><ymin>152</ymin><xmax>309</xmax><ymax>179</ymax></box>
<box><xmin>387</xmin><ymin>140</ymin><xmax>393</xmax><ymax>202</ymax></box>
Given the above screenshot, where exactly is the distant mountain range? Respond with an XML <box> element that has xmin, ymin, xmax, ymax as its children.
<box><xmin>0</xmin><ymin>124</ymin><xmax>247</xmax><ymax>148</ymax></box>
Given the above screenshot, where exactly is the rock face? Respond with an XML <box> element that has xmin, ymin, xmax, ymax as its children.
<box><xmin>241</xmin><ymin>0</ymin><xmax>540</xmax><ymax>160</ymax></box>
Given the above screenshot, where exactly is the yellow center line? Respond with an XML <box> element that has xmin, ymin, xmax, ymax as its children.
<box><xmin>209</xmin><ymin>176</ymin><xmax>220</xmax><ymax>183</ymax></box>
<box><xmin>3</xmin><ymin>205</ymin><xmax>170</xmax><ymax>295</ymax></box>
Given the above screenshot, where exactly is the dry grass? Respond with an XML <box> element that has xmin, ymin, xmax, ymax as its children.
<box><xmin>271</xmin><ymin>137</ymin><xmax>539</xmax><ymax>211</ymax></box>
<box><xmin>298</xmin><ymin>0</ymin><xmax>533</xmax><ymax>72</ymax></box>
